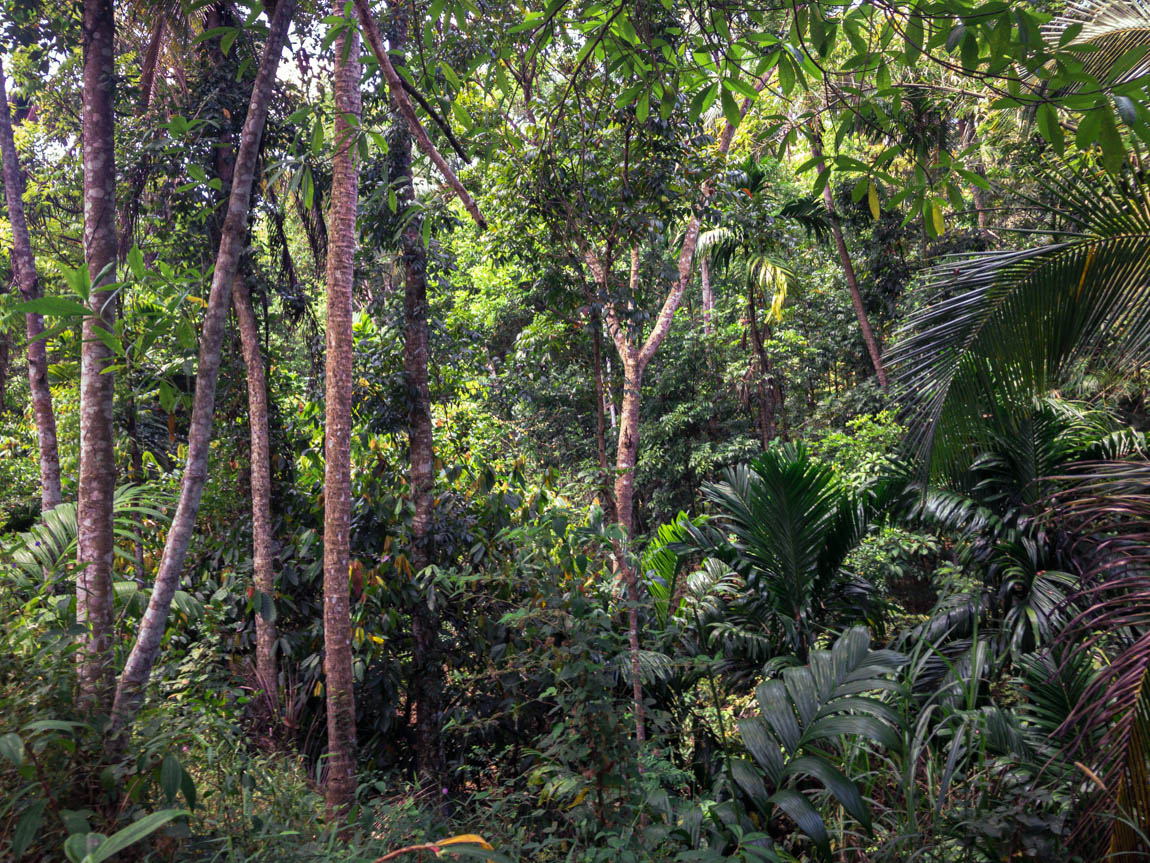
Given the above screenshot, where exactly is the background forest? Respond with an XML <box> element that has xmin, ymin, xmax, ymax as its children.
<box><xmin>1</xmin><ymin>0</ymin><xmax>1150</xmax><ymax>860</ymax></box>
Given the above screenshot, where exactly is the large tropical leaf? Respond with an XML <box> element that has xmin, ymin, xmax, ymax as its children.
<box><xmin>735</xmin><ymin>626</ymin><xmax>906</xmax><ymax>860</ymax></box>
<box><xmin>888</xmin><ymin>166</ymin><xmax>1150</xmax><ymax>476</ymax></box>
<box><xmin>1043</xmin><ymin>0</ymin><xmax>1150</xmax><ymax>89</ymax></box>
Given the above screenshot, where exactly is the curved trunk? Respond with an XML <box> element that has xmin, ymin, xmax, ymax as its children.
<box><xmin>111</xmin><ymin>0</ymin><xmax>298</xmax><ymax>734</ymax></box>
<box><xmin>78</xmin><ymin>0</ymin><xmax>118</xmax><ymax>711</ymax></box>
<box><xmin>0</xmin><ymin>59</ymin><xmax>61</xmax><ymax>516</ymax></box>
<box><xmin>233</xmin><ymin>276</ymin><xmax>277</xmax><ymax>694</ymax></box>
<box><xmin>321</xmin><ymin>4</ymin><xmax>360</xmax><ymax>821</ymax></box>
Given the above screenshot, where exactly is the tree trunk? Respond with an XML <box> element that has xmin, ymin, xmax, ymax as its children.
<box><xmin>958</xmin><ymin>117</ymin><xmax>990</xmax><ymax>232</ymax></box>
<box><xmin>77</xmin><ymin>0</ymin><xmax>118</xmax><ymax>711</ymax></box>
<box><xmin>613</xmin><ymin>354</ymin><xmax>645</xmax><ymax>743</ymax></box>
<box><xmin>809</xmin><ymin>138</ymin><xmax>888</xmax><ymax>389</ymax></box>
<box><xmin>589</xmin><ymin>307</ymin><xmax>615</xmax><ymax>521</ymax></box>
<box><xmin>321</xmin><ymin>4</ymin><xmax>360</xmax><ymax>820</ymax></box>
<box><xmin>701</xmin><ymin>256</ymin><xmax>714</xmax><ymax>336</ymax></box>
<box><xmin>0</xmin><ymin>59</ymin><xmax>62</xmax><ymax>515</ymax></box>
<box><xmin>233</xmin><ymin>275</ymin><xmax>277</xmax><ymax>694</ymax></box>
<box><xmin>110</xmin><ymin>0</ymin><xmax>297</xmax><ymax>734</ymax></box>
<box><xmin>746</xmin><ymin>286</ymin><xmax>775</xmax><ymax>447</ymax></box>
<box><xmin>388</xmin><ymin>5</ymin><xmax>446</xmax><ymax>796</ymax></box>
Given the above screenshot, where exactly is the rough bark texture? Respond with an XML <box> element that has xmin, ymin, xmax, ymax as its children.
<box><xmin>809</xmin><ymin>137</ymin><xmax>888</xmax><ymax>389</ymax></box>
<box><xmin>78</xmin><ymin>0</ymin><xmax>118</xmax><ymax>711</ymax></box>
<box><xmin>701</xmin><ymin>256</ymin><xmax>714</xmax><ymax>336</ymax></box>
<box><xmin>321</xmin><ymin>9</ymin><xmax>360</xmax><ymax>821</ymax></box>
<box><xmin>352</xmin><ymin>0</ymin><xmax>485</xmax><ymax>230</ymax></box>
<box><xmin>234</xmin><ymin>275</ymin><xmax>277</xmax><ymax>694</ymax></box>
<box><xmin>111</xmin><ymin>0</ymin><xmax>297</xmax><ymax>734</ymax></box>
<box><xmin>589</xmin><ymin>307</ymin><xmax>615</xmax><ymax>521</ymax></box>
<box><xmin>746</xmin><ymin>286</ymin><xmax>776</xmax><ymax>447</ymax></box>
<box><xmin>388</xmin><ymin>6</ymin><xmax>447</xmax><ymax>795</ymax></box>
<box><xmin>0</xmin><ymin>60</ymin><xmax>62</xmax><ymax>515</ymax></box>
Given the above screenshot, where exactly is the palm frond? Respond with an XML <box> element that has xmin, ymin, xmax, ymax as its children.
<box><xmin>1044</xmin><ymin>0</ymin><xmax>1150</xmax><ymax>88</ymax></box>
<box><xmin>888</xmin><ymin>165</ymin><xmax>1150</xmax><ymax>477</ymax></box>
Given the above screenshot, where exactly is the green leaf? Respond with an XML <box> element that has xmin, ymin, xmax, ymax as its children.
<box><xmin>15</xmin><ymin>297</ymin><xmax>91</xmax><ymax>318</ymax></box>
<box><xmin>1099</xmin><ymin>108</ymin><xmax>1126</xmax><ymax>172</ymax></box>
<box><xmin>83</xmin><ymin>810</ymin><xmax>187</xmax><ymax>863</ymax></box>
<box><xmin>719</xmin><ymin>85</ymin><xmax>741</xmax><ymax>131</ymax></box>
<box><xmin>769</xmin><ymin>789</ymin><xmax>829</xmax><ymax>859</ymax></box>
<box><xmin>785</xmin><ymin>755</ymin><xmax>871</xmax><ymax>831</ymax></box>
<box><xmin>12</xmin><ymin>799</ymin><xmax>46</xmax><ymax>857</ymax></box>
<box><xmin>0</xmin><ymin>732</ymin><xmax>25</xmax><ymax>766</ymax></box>
<box><xmin>868</xmin><ymin>181</ymin><xmax>879</xmax><ymax>220</ymax></box>
<box><xmin>1037</xmin><ymin>103</ymin><xmax>1064</xmax><ymax>155</ymax></box>
<box><xmin>161</xmin><ymin>755</ymin><xmax>182</xmax><ymax>804</ymax></box>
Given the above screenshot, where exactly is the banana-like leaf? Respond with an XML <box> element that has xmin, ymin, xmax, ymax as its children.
<box><xmin>736</xmin><ymin>627</ymin><xmax>905</xmax><ymax>859</ymax></box>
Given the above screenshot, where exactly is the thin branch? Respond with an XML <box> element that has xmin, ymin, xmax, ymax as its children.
<box><xmin>353</xmin><ymin>0</ymin><xmax>486</xmax><ymax>229</ymax></box>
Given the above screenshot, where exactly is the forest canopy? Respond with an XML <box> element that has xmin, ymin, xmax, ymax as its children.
<box><xmin>1</xmin><ymin>0</ymin><xmax>1150</xmax><ymax>860</ymax></box>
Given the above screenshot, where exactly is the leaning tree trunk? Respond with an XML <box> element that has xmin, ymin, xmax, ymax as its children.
<box><xmin>78</xmin><ymin>0</ymin><xmax>118</xmax><ymax>712</ymax></box>
<box><xmin>809</xmin><ymin>137</ymin><xmax>888</xmax><ymax>389</ymax></box>
<box><xmin>321</xmin><ymin>4</ymin><xmax>360</xmax><ymax>821</ymax></box>
<box><xmin>388</xmin><ymin>4</ymin><xmax>446</xmax><ymax>796</ymax></box>
<box><xmin>0</xmin><ymin>58</ymin><xmax>61</xmax><ymax>515</ymax></box>
<box><xmin>110</xmin><ymin>0</ymin><xmax>298</xmax><ymax>735</ymax></box>
<box><xmin>233</xmin><ymin>275</ymin><xmax>277</xmax><ymax>694</ymax></box>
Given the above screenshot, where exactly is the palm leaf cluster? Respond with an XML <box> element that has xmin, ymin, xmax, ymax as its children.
<box><xmin>889</xmin><ymin>165</ymin><xmax>1150</xmax><ymax>476</ymax></box>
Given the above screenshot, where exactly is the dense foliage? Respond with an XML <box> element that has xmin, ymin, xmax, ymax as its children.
<box><xmin>1</xmin><ymin>0</ymin><xmax>1149</xmax><ymax>860</ymax></box>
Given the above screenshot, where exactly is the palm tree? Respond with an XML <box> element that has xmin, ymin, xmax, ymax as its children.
<box><xmin>697</xmin><ymin>444</ymin><xmax>881</xmax><ymax>661</ymax></box>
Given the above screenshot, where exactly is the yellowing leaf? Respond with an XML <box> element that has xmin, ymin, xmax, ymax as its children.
<box><xmin>868</xmin><ymin>181</ymin><xmax>879</xmax><ymax>220</ymax></box>
<box><xmin>931</xmin><ymin>200</ymin><xmax>945</xmax><ymax>236</ymax></box>
<box><xmin>437</xmin><ymin>834</ymin><xmax>493</xmax><ymax>851</ymax></box>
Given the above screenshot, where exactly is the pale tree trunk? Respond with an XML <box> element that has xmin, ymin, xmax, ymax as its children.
<box><xmin>0</xmin><ymin>59</ymin><xmax>61</xmax><ymax>515</ymax></box>
<box><xmin>589</xmin><ymin>306</ymin><xmax>615</xmax><ymax>521</ymax></box>
<box><xmin>110</xmin><ymin>0</ymin><xmax>297</xmax><ymax>735</ymax></box>
<box><xmin>583</xmin><ymin>79</ymin><xmax>765</xmax><ymax>746</ymax></box>
<box><xmin>701</xmin><ymin>256</ymin><xmax>714</xmax><ymax>336</ymax></box>
<box><xmin>78</xmin><ymin>0</ymin><xmax>118</xmax><ymax>711</ymax></box>
<box><xmin>388</xmin><ymin>4</ymin><xmax>446</xmax><ymax>795</ymax></box>
<box><xmin>233</xmin><ymin>275</ymin><xmax>277</xmax><ymax>694</ymax></box>
<box><xmin>321</xmin><ymin>5</ymin><xmax>360</xmax><ymax>820</ymax></box>
<box><xmin>809</xmin><ymin>137</ymin><xmax>888</xmax><ymax>389</ymax></box>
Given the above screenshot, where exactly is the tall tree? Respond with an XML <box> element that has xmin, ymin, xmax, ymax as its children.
<box><xmin>321</xmin><ymin>4</ymin><xmax>361</xmax><ymax>819</ymax></box>
<box><xmin>233</xmin><ymin>276</ymin><xmax>277</xmax><ymax>693</ymax></box>
<box><xmin>77</xmin><ymin>0</ymin><xmax>119</xmax><ymax>711</ymax></box>
<box><xmin>386</xmin><ymin>1</ymin><xmax>446</xmax><ymax>795</ymax></box>
<box><xmin>110</xmin><ymin>0</ymin><xmax>298</xmax><ymax>734</ymax></box>
<box><xmin>0</xmin><ymin>58</ymin><xmax>62</xmax><ymax>516</ymax></box>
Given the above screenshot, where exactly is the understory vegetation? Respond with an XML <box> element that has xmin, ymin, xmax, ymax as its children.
<box><xmin>2</xmin><ymin>0</ymin><xmax>1150</xmax><ymax>860</ymax></box>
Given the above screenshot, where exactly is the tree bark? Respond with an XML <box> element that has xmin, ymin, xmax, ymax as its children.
<box><xmin>589</xmin><ymin>306</ymin><xmax>615</xmax><ymax>521</ymax></box>
<box><xmin>809</xmin><ymin>137</ymin><xmax>888</xmax><ymax>389</ymax></box>
<box><xmin>0</xmin><ymin>59</ymin><xmax>61</xmax><ymax>515</ymax></box>
<box><xmin>614</xmin><ymin>352</ymin><xmax>645</xmax><ymax>742</ymax></box>
<box><xmin>321</xmin><ymin>4</ymin><xmax>360</xmax><ymax>821</ymax></box>
<box><xmin>701</xmin><ymin>256</ymin><xmax>714</xmax><ymax>336</ymax></box>
<box><xmin>110</xmin><ymin>0</ymin><xmax>297</xmax><ymax>734</ymax></box>
<box><xmin>233</xmin><ymin>275</ymin><xmax>277</xmax><ymax>694</ymax></box>
<box><xmin>746</xmin><ymin>286</ymin><xmax>776</xmax><ymax>447</ymax></box>
<box><xmin>77</xmin><ymin>0</ymin><xmax>118</xmax><ymax>711</ymax></box>
<box><xmin>388</xmin><ymin>5</ymin><xmax>446</xmax><ymax>796</ymax></box>
<box><xmin>958</xmin><ymin>117</ymin><xmax>990</xmax><ymax>232</ymax></box>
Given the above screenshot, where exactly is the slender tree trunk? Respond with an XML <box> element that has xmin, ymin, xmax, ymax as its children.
<box><xmin>77</xmin><ymin>0</ymin><xmax>118</xmax><ymax>711</ymax></box>
<box><xmin>234</xmin><ymin>275</ymin><xmax>277</xmax><ymax>694</ymax></box>
<box><xmin>958</xmin><ymin>117</ymin><xmax>989</xmax><ymax>232</ymax></box>
<box><xmin>810</xmin><ymin>138</ymin><xmax>888</xmax><ymax>389</ymax></box>
<box><xmin>746</xmin><ymin>286</ymin><xmax>775</xmax><ymax>447</ymax></box>
<box><xmin>321</xmin><ymin>6</ymin><xmax>360</xmax><ymax>820</ymax></box>
<box><xmin>110</xmin><ymin>0</ymin><xmax>297</xmax><ymax>734</ymax></box>
<box><xmin>701</xmin><ymin>256</ymin><xmax>714</xmax><ymax>336</ymax></box>
<box><xmin>589</xmin><ymin>307</ymin><xmax>615</xmax><ymax>521</ymax></box>
<box><xmin>614</xmin><ymin>353</ymin><xmax>646</xmax><ymax>743</ymax></box>
<box><xmin>388</xmin><ymin>5</ymin><xmax>446</xmax><ymax>796</ymax></box>
<box><xmin>0</xmin><ymin>60</ymin><xmax>61</xmax><ymax>515</ymax></box>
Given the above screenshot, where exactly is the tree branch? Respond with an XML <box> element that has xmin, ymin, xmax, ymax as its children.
<box><xmin>353</xmin><ymin>0</ymin><xmax>486</xmax><ymax>229</ymax></box>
